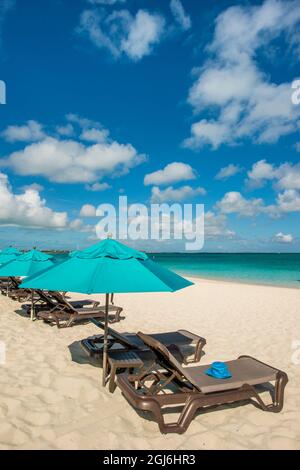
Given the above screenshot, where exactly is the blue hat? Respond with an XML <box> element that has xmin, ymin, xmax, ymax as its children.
<box><xmin>205</xmin><ymin>361</ymin><xmax>232</xmax><ymax>379</ymax></box>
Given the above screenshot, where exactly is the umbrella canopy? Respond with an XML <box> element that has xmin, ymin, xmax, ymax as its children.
<box><xmin>0</xmin><ymin>249</ymin><xmax>54</xmax><ymax>277</ymax></box>
<box><xmin>0</xmin><ymin>247</ymin><xmax>22</xmax><ymax>265</ymax></box>
<box><xmin>21</xmin><ymin>239</ymin><xmax>193</xmax><ymax>385</ymax></box>
<box><xmin>1</xmin><ymin>247</ymin><xmax>21</xmax><ymax>255</ymax></box>
<box><xmin>21</xmin><ymin>239</ymin><xmax>192</xmax><ymax>293</ymax></box>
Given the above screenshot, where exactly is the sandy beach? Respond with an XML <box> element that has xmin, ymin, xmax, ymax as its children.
<box><xmin>0</xmin><ymin>277</ymin><xmax>299</xmax><ymax>450</ymax></box>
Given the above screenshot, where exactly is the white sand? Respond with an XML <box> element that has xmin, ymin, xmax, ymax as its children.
<box><xmin>0</xmin><ymin>277</ymin><xmax>300</xmax><ymax>450</ymax></box>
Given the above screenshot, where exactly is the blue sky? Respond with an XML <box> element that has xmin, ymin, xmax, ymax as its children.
<box><xmin>0</xmin><ymin>0</ymin><xmax>300</xmax><ymax>252</ymax></box>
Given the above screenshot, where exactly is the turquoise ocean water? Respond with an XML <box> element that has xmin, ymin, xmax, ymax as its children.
<box><xmin>148</xmin><ymin>253</ymin><xmax>300</xmax><ymax>289</ymax></box>
<box><xmin>54</xmin><ymin>252</ymin><xmax>300</xmax><ymax>289</ymax></box>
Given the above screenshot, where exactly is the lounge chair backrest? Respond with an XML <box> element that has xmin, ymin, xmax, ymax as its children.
<box><xmin>48</xmin><ymin>291</ymin><xmax>65</xmax><ymax>304</ymax></box>
<box><xmin>137</xmin><ymin>331</ymin><xmax>199</xmax><ymax>389</ymax></box>
<box><xmin>48</xmin><ymin>291</ymin><xmax>77</xmax><ymax>313</ymax></box>
<box><xmin>11</xmin><ymin>277</ymin><xmax>21</xmax><ymax>288</ymax></box>
<box><xmin>35</xmin><ymin>290</ymin><xmax>57</xmax><ymax>306</ymax></box>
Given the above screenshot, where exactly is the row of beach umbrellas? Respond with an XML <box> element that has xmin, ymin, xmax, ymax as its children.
<box><xmin>0</xmin><ymin>239</ymin><xmax>193</xmax><ymax>386</ymax></box>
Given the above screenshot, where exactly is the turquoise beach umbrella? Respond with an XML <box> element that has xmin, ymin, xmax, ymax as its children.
<box><xmin>0</xmin><ymin>249</ymin><xmax>54</xmax><ymax>320</ymax></box>
<box><xmin>21</xmin><ymin>240</ymin><xmax>192</xmax><ymax>294</ymax></box>
<box><xmin>0</xmin><ymin>249</ymin><xmax>54</xmax><ymax>277</ymax></box>
<box><xmin>1</xmin><ymin>247</ymin><xmax>21</xmax><ymax>255</ymax></box>
<box><xmin>21</xmin><ymin>239</ymin><xmax>193</xmax><ymax>385</ymax></box>
<box><xmin>0</xmin><ymin>247</ymin><xmax>22</xmax><ymax>265</ymax></box>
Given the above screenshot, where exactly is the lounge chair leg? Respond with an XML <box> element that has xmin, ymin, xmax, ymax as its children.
<box><xmin>248</xmin><ymin>372</ymin><xmax>288</xmax><ymax>413</ymax></box>
<box><xmin>66</xmin><ymin>318</ymin><xmax>73</xmax><ymax>328</ymax></box>
<box><xmin>108</xmin><ymin>364</ymin><xmax>117</xmax><ymax>393</ymax></box>
<box><xmin>108</xmin><ymin>307</ymin><xmax>123</xmax><ymax>324</ymax></box>
<box><xmin>55</xmin><ymin>316</ymin><xmax>61</xmax><ymax>328</ymax></box>
<box><xmin>145</xmin><ymin>397</ymin><xmax>198</xmax><ymax>434</ymax></box>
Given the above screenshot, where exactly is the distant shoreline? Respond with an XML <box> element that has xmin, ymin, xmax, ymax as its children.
<box><xmin>183</xmin><ymin>274</ymin><xmax>300</xmax><ymax>291</ymax></box>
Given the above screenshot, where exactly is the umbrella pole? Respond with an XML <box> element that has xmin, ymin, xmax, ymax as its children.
<box><xmin>7</xmin><ymin>276</ymin><xmax>12</xmax><ymax>295</ymax></box>
<box><xmin>30</xmin><ymin>290</ymin><xmax>34</xmax><ymax>321</ymax></box>
<box><xmin>102</xmin><ymin>293</ymin><xmax>109</xmax><ymax>386</ymax></box>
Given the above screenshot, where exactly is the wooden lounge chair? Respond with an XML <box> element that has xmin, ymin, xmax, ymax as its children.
<box><xmin>0</xmin><ymin>277</ymin><xmax>13</xmax><ymax>295</ymax></box>
<box><xmin>81</xmin><ymin>319</ymin><xmax>206</xmax><ymax>365</ymax></box>
<box><xmin>116</xmin><ymin>332</ymin><xmax>288</xmax><ymax>434</ymax></box>
<box><xmin>37</xmin><ymin>299</ymin><xmax>123</xmax><ymax>328</ymax></box>
<box><xmin>0</xmin><ymin>276</ymin><xmax>14</xmax><ymax>287</ymax></box>
<box><xmin>8</xmin><ymin>286</ymin><xmax>32</xmax><ymax>302</ymax></box>
<box><xmin>1</xmin><ymin>277</ymin><xmax>22</xmax><ymax>297</ymax></box>
<box><xmin>22</xmin><ymin>290</ymin><xmax>100</xmax><ymax>315</ymax></box>
<box><xmin>2</xmin><ymin>276</ymin><xmax>36</xmax><ymax>301</ymax></box>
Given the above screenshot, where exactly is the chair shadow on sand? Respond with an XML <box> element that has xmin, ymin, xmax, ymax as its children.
<box><xmin>14</xmin><ymin>308</ymin><xmax>31</xmax><ymax>319</ymax></box>
<box><xmin>68</xmin><ymin>340</ymin><xmax>103</xmax><ymax>368</ymax></box>
<box><xmin>68</xmin><ymin>339</ymin><xmax>205</xmax><ymax>369</ymax></box>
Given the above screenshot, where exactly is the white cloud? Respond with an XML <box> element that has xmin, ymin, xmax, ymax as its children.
<box><xmin>183</xmin><ymin>120</ymin><xmax>230</xmax><ymax>150</ymax></box>
<box><xmin>79</xmin><ymin>204</ymin><xmax>97</xmax><ymax>217</ymax></box>
<box><xmin>66</xmin><ymin>114</ymin><xmax>109</xmax><ymax>142</ymax></box>
<box><xmin>276</xmin><ymin>189</ymin><xmax>300</xmax><ymax>213</ymax></box>
<box><xmin>276</xmin><ymin>165</ymin><xmax>300</xmax><ymax>191</ymax></box>
<box><xmin>2</xmin><ymin>120</ymin><xmax>45</xmax><ymax>143</ymax></box>
<box><xmin>246</xmin><ymin>159</ymin><xmax>300</xmax><ymax>191</ymax></box>
<box><xmin>80</xmin><ymin>128</ymin><xmax>109</xmax><ymax>143</ymax></box>
<box><xmin>56</xmin><ymin>123</ymin><xmax>74</xmax><ymax>137</ymax></box>
<box><xmin>78</xmin><ymin>8</ymin><xmax>165</xmax><ymax>62</ymax></box>
<box><xmin>205</xmin><ymin>210</ymin><xmax>235</xmax><ymax>240</ymax></box>
<box><xmin>144</xmin><ymin>162</ymin><xmax>196</xmax><ymax>186</ymax></box>
<box><xmin>216</xmin><ymin>191</ymin><xmax>265</xmax><ymax>217</ymax></box>
<box><xmin>0</xmin><ymin>172</ymin><xmax>68</xmax><ymax>229</ymax></box>
<box><xmin>247</xmin><ymin>159</ymin><xmax>275</xmax><ymax>181</ymax></box>
<box><xmin>3</xmin><ymin>135</ymin><xmax>146</xmax><ymax>184</ymax></box>
<box><xmin>274</xmin><ymin>232</ymin><xmax>294</xmax><ymax>243</ymax></box>
<box><xmin>215</xmin><ymin>164</ymin><xmax>242</xmax><ymax>180</ymax></box>
<box><xmin>69</xmin><ymin>218</ymin><xmax>96</xmax><ymax>233</ymax></box>
<box><xmin>170</xmin><ymin>0</ymin><xmax>191</xmax><ymax>31</ymax></box>
<box><xmin>85</xmin><ymin>182</ymin><xmax>111</xmax><ymax>191</ymax></box>
<box><xmin>122</xmin><ymin>10</ymin><xmax>165</xmax><ymax>61</ymax></box>
<box><xmin>217</xmin><ymin>186</ymin><xmax>300</xmax><ymax>219</ymax></box>
<box><xmin>21</xmin><ymin>183</ymin><xmax>44</xmax><ymax>193</ymax></box>
<box><xmin>151</xmin><ymin>185</ymin><xmax>206</xmax><ymax>203</ymax></box>
<box><xmin>1</xmin><ymin>115</ymin><xmax>145</xmax><ymax>184</ymax></box>
<box><xmin>69</xmin><ymin>218</ymin><xmax>83</xmax><ymax>230</ymax></box>
<box><xmin>184</xmin><ymin>0</ymin><xmax>300</xmax><ymax>149</ymax></box>
<box><xmin>66</xmin><ymin>113</ymin><xmax>99</xmax><ymax>129</ymax></box>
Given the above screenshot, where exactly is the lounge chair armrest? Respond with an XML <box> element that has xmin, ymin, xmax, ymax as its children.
<box><xmin>178</xmin><ymin>329</ymin><xmax>206</xmax><ymax>345</ymax></box>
